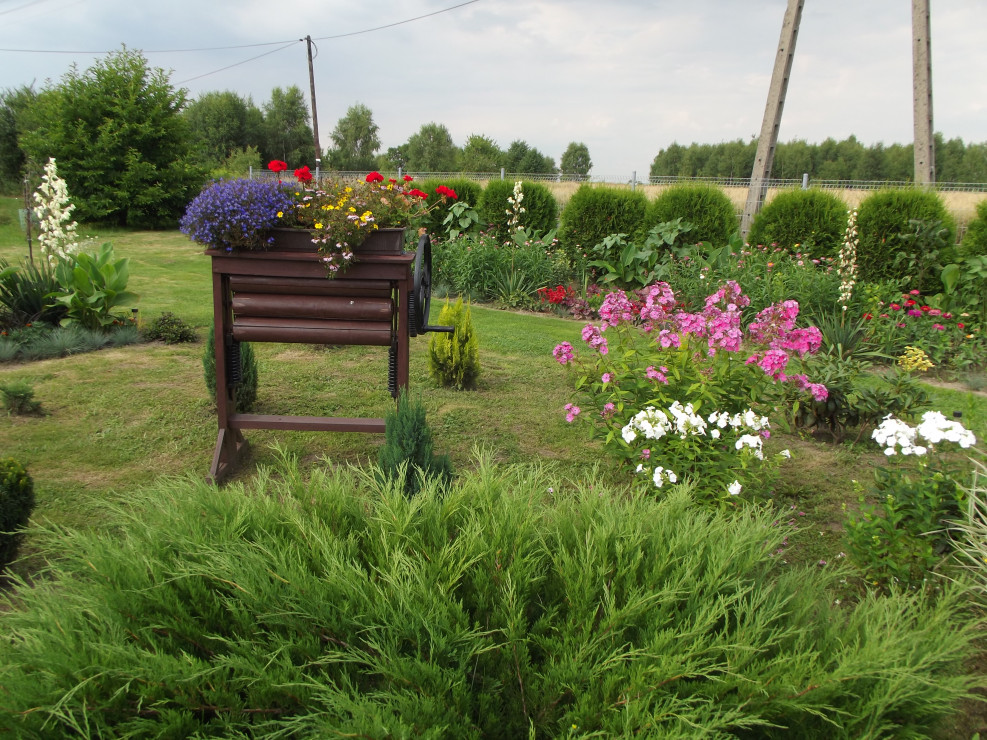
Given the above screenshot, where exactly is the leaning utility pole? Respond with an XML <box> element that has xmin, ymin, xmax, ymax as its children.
<box><xmin>740</xmin><ymin>0</ymin><xmax>805</xmax><ymax>238</ymax></box>
<box><xmin>305</xmin><ymin>35</ymin><xmax>323</xmax><ymax>170</ymax></box>
<box><xmin>912</xmin><ymin>0</ymin><xmax>935</xmax><ymax>185</ymax></box>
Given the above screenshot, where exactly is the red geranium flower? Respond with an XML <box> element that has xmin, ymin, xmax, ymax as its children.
<box><xmin>269</xmin><ymin>160</ymin><xmax>288</xmax><ymax>173</ymax></box>
<box><xmin>435</xmin><ymin>185</ymin><xmax>458</xmax><ymax>200</ymax></box>
<box><xmin>294</xmin><ymin>165</ymin><xmax>312</xmax><ymax>183</ymax></box>
<box><xmin>403</xmin><ymin>174</ymin><xmax>414</xmax><ymax>182</ymax></box>
<box><xmin>388</xmin><ymin>178</ymin><xmax>397</xmax><ymax>184</ymax></box>
<box><xmin>409</xmin><ymin>189</ymin><xmax>428</xmax><ymax>199</ymax></box>
<box><xmin>365</xmin><ymin>172</ymin><xmax>384</xmax><ymax>183</ymax></box>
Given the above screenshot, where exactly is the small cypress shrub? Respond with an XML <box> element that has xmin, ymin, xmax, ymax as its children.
<box><xmin>856</xmin><ymin>188</ymin><xmax>956</xmax><ymax>281</ymax></box>
<box><xmin>747</xmin><ymin>188</ymin><xmax>849</xmax><ymax>256</ymax></box>
<box><xmin>558</xmin><ymin>184</ymin><xmax>648</xmax><ymax>263</ymax></box>
<box><xmin>961</xmin><ymin>198</ymin><xmax>987</xmax><ymax>257</ymax></box>
<box><xmin>428</xmin><ymin>297</ymin><xmax>480</xmax><ymax>390</ymax></box>
<box><xmin>377</xmin><ymin>389</ymin><xmax>453</xmax><ymax>498</ymax></box>
<box><xmin>643</xmin><ymin>183</ymin><xmax>737</xmax><ymax>245</ymax></box>
<box><xmin>478</xmin><ymin>180</ymin><xmax>559</xmax><ymax>240</ymax></box>
<box><xmin>0</xmin><ymin>458</ymin><xmax>35</xmax><ymax>571</ymax></box>
<box><xmin>0</xmin><ymin>380</ymin><xmax>42</xmax><ymax>415</ymax></box>
<box><xmin>141</xmin><ymin>312</ymin><xmax>198</xmax><ymax>343</ymax></box>
<box><xmin>204</xmin><ymin>324</ymin><xmax>258</xmax><ymax>413</ymax></box>
<box><xmin>416</xmin><ymin>178</ymin><xmax>483</xmax><ymax>237</ymax></box>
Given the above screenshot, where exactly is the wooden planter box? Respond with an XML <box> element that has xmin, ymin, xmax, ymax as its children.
<box><xmin>206</xmin><ymin>228</ymin><xmax>413</xmax><ymax>483</ymax></box>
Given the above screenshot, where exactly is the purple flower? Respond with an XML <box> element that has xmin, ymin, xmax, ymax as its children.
<box><xmin>180</xmin><ymin>179</ymin><xmax>295</xmax><ymax>250</ymax></box>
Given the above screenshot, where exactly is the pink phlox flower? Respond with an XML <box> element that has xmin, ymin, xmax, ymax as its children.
<box><xmin>745</xmin><ymin>353</ymin><xmax>760</xmax><ymax>365</ymax></box>
<box><xmin>552</xmin><ymin>341</ymin><xmax>575</xmax><ymax>365</ymax></box>
<box><xmin>809</xmin><ymin>383</ymin><xmax>829</xmax><ymax>401</ymax></box>
<box><xmin>932</xmin><ymin>323</ymin><xmax>944</xmax><ymax>330</ymax></box>
<box><xmin>601</xmin><ymin>372</ymin><xmax>613</xmax><ymax>384</ymax></box>
<box><xmin>657</xmin><ymin>329</ymin><xmax>681</xmax><ymax>349</ymax></box>
<box><xmin>598</xmin><ymin>290</ymin><xmax>637</xmax><ymax>329</ymax></box>
<box><xmin>564</xmin><ymin>403</ymin><xmax>581</xmax><ymax>423</ymax></box>
<box><xmin>581</xmin><ymin>324</ymin><xmax>609</xmax><ymax>355</ymax></box>
<box><xmin>772</xmin><ymin>326</ymin><xmax>822</xmax><ymax>357</ymax></box>
<box><xmin>601</xmin><ymin>402</ymin><xmax>615</xmax><ymax>418</ymax></box>
<box><xmin>758</xmin><ymin>349</ymin><xmax>790</xmax><ymax>379</ymax></box>
<box><xmin>676</xmin><ymin>312</ymin><xmax>706</xmax><ymax>337</ymax></box>
<box><xmin>646</xmin><ymin>365</ymin><xmax>669</xmax><ymax>384</ymax></box>
<box><xmin>641</xmin><ymin>448</ymin><xmax>650</xmax><ymax>460</ymax></box>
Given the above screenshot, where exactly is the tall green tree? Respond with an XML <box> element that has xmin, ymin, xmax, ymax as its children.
<box><xmin>324</xmin><ymin>103</ymin><xmax>380</xmax><ymax>171</ymax></box>
<box><xmin>261</xmin><ymin>86</ymin><xmax>314</xmax><ymax>167</ymax></box>
<box><xmin>505</xmin><ymin>140</ymin><xmax>555</xmax><ymax>174</ymax></box>
<box><xmin>0</xmin><ymin>86</ymin><xmax>38</xmax><ymax>191</ymax></box>
<box><xmin>459</xmin><ymin>134</ymin><xmax>503</xmax><ymax>173</ymax></box>
<box><xmin>404</xmin><ymin>123</ymin><xmax>459</xmax><ymax>172</ymax></box>
<box><xmin>19</xmin><ymin>48</ymin><xmax>204</xmax><ymax>227</ymax></box>
<box><xmin>560</xmin><ymin>141</ymin><xmax>592</xmax><ymax>178</ymax></box>
<box><xmin>184</xmin><ymin>91</ymin><xmax>260</xmax><ymax>167</ymax></box>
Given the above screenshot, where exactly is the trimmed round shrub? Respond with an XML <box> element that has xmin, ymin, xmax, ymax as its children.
<box><xmin>204</xmin><ymin>324</ymin><xmax>258</xmax><ymax>413</ymax></box>
<box><xmin>0</xmin><ymin>458</ymin><xmax>35</xmax><ymax>571</ymax></box>
<box><xmin>141</xmin><ymin>312</ymin><xmax>198</xmax><ymax>344</ymax></box>
<box><xmin>643</xmin><ymin>183</ymin><xmax>738</xmax><ymax>245</ymax></box>
<box><xmin>415</xmin><ymin>177</ymin><xmax>483</xmax><ymax>237</ymax></box>
<box><xmin>558</xmin><ymin>184</ymin><xmax>647</xmax><ymax>262</ymax></box>
<box><xmin>747</xmin><ymin>188</ymin><xmax>849</xmax><ymax>257</ymax></box>
<box><xmin>478</xmin><ymin>180</ymin><xmax>559</xmax><ymax>240</ymax></box>
<box><xmin>856</xmin><ymin>188</ymin><xmax>956</xmax><ymax>282</ymax></box>
<box><xmin>961</xmin><ymin>198</ymin><xmax>987</xmax><ymax>257</ymax></box>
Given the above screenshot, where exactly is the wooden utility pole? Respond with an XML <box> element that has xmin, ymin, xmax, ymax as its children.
<box><xmin>740</xmin><ymin>0</ymin><xmax>805</xmax><ymax>237</ymax></box>
<box><xmin>912</xmin><ymin>0</ymin><xmax>935</xmax><ymax>185</ymax></box>
<box><xmin>305</xmin><ymin>35</ymin><xmax>322</xmax><ymax>170</ymax></box>
<box><xmin>23</xmin><ymin>177</ymin><xmax>33</xmax><ymax>264</ymax></box>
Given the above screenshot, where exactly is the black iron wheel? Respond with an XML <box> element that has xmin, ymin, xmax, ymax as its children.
<box><xmin>411</xmin><ymin>233</ymin><xmax>432</xmax><ymax>337</ymax></box>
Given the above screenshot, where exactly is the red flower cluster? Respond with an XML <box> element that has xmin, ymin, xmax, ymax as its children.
<box><xmin>435</xmin><ymin>185</ymin><xmax>458</xmax><ymax>200</ymax></box>
<box><xmin>538</xmin><ymin>285</ymin><xmax>571</xmax><ymax>305</ymax></box>
<box><xmin>365</xmin><ymin>171</ymin><xmax>384</xmax><ymax>183</ymax></box>
<box><xmin>294</xmin><ymin>166</ymin><xmax>313</xmax><ymax>183</ymax></box>
<box><xmin>408</xmin><ymin>189</ymin><xmax>428</xmax><ymax>199</ymax></box>
<box><xmin>268</xmin><ymin>160</ymin><xmax>288</xmax><ymax>173</ymax></box>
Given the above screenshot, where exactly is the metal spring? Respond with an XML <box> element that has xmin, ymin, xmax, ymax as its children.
<box><xmin>387</xmin><ymin>340</ymin><xmax>398</xmax><ymax>398</ymax></box>
<box><xmin>227</xmin><ymin>339</ymin><xmax>242</xmax><ymax>385</ymax></box>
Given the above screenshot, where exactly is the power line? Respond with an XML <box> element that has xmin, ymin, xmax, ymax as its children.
<box><xmin>0</xmin><ymin>0</ymin><xmax>483</xmax><ymax>55</ymax></box>
<box><xmin>175</xmin><ymin>41</ymin><xmax>300</xmax><ymax>84</ymax></box>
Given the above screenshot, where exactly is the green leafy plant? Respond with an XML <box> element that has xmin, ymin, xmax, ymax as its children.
<box><xmin>441</xmin><ymin>200</ymin><xmax>480</xmax><ymax>241</ymax></box>
<box><xmin>0</xmin><ymin>256</ymin><xmax>66</xmax><ymax>326</ymax></box>
<box><xmin>0</xmin><ymin>380</ymin><xmax>42</xmax><ymax>415</ymax></box>
<box><xmin>204</xmin><ymin>324</ymin><xmax>258</xmax><ymax>413</ymax></box>
<box><xmin>959</xmin><ymin>198</ymin><xmax>987</xmax><ymax>257</ymax></box>
<box><xmin>50</xmin><ymin>243</ymin><xmax>139</xmax><ymax>330</ymax></box>
<box><xmin>428</xmin><ymin>297</ymin><xmax>479</xmax><ymax>390</ymax></box>
<box><xmin>642</xmin><ymin>182</ymin><xmax>737</xmax><ymax>246</ymax></box>
<box><xmin>845</xmin><ymin>411</ymin><xmax>979</xmax><ymax>591</ymax></box>
<box><xmin>141</xmin><ymin>312</ymin><xmax>198</xmax><ymax>344</ymax></box>
<box><xmin>588</xmin><ymin>219</ymin><xmax>694</xmax><ymax>289</ymax></box>
<box><xmin>377</xmin><ymin>388</ymin><xmax>453</xmax><ymax>497</ymax></box>
<box><xmin>416</xmin><ymin>177</ymin><xmax>482</xmax><ymax>237</ymax></box>
<box><xmin>748</xmin><ymin>188</ymin><xmax>849</xmax><ymax>257</ymax></box>
<box><xmin>0</xmin><ymin>457</ymin><xmax>35</xmax><ymax>571</ymax></box>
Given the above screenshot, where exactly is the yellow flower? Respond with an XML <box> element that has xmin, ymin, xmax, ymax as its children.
<box><xmin>314</xmin><ymin>222</ymin><xmax>323</xmax><ymax>229</ymax></box>
<box><xmin>276</xmin><ymin>211</ymin><xmax>283</xmax><ymax>218</ymax></box>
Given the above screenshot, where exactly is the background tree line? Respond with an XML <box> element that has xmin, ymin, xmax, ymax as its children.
<box><xmin>650</xmin><ymin>135</ymin><xmax>987</xmax><ymax>183</ymax></box>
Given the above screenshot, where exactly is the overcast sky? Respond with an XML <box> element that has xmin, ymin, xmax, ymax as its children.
<box><xmin>2</xmin><ymin>0</ymin><xmax>985</xmax><ymax>178</ymax></box>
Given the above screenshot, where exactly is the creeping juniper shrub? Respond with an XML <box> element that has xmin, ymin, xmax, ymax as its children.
<box><xmin>377</xmin><ymin>389</ymin><xmax>452</xmax><ymax>497</ymax></box>
<box><xmin>428</xmin><ymin>298</ymin><xmax>479</xmax><ymax>390</ymax></box>
<box><xmin>204</xmin><ymin>324</ymin><xmax>258</xmax><ymax>412</ymax></box>
<box><xmin>0</xmin><ymin>458</ymin><xmax>35</xmax><ymax>571</ymax></box>
<box><xmin>142</xmin><ymin>312</ymin><xmax>198</xmax><ymax>344</ymax></box>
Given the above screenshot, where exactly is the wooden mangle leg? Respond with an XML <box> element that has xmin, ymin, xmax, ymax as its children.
<box><xmin>208</xmin><ymin>271</ymin><xmax>246</xmax><ymax>484</ymax></box>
